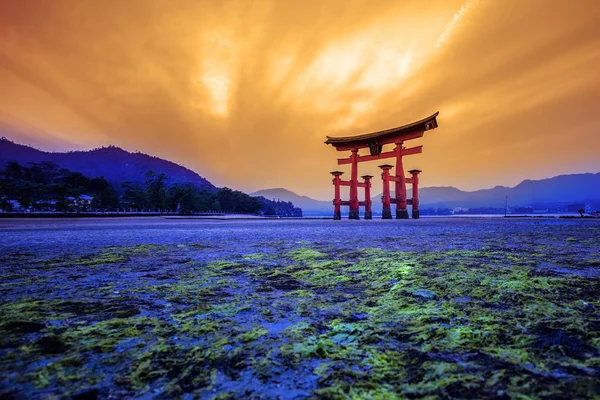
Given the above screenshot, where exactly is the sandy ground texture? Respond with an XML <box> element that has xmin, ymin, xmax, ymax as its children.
<box><xmin>0</xmin><ymin>217</ymin><xmax>599</xmax><ymax>399</ymax></box>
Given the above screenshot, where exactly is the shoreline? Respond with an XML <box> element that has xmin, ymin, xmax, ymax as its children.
<box><xmin>0</xmin><ymin>214</ymin><xmax>596</xmax><ymax>221</ymax></box>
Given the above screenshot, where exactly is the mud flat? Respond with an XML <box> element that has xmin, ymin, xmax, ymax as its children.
<box><xmin>1</xmin><ymin>218</ymin><xmax>599</xmax><ymax>398</ymax></box>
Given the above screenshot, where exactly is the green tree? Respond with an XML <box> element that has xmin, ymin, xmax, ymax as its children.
<box><xmin>89</xmin><ymin>177</ymin><xmax>118</xmax><ymax>210</ymax></box>
<box><xmin>121</xmin><ymin>181</ymin><xmax>147</xmax><ymax>210</ymax></box>
<box><xmin>4</xmin><ymin>161</ymin><xmax>23</xmax><ymax>180</ymax></box>
<box><xmin>144</xmin><ymin>170</ymin><xmax>168</xmax><ymax>211</ymax></box>
<box><xmin>0</xmin><ymin>177</ymin><xmax>10</xmax><ymax>211</ymax></box>
<box><xmin>167</xmin><ymin>183</ymin><xmax>200</xmax><ymax>214</ymax></box>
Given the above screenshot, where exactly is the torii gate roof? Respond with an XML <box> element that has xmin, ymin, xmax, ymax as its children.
<box><xmin>325</xmin><ymin>111</ymin><xmax>439</xmax><ymax>149</ymax></box>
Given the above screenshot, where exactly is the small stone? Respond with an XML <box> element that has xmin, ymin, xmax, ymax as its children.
<box><xmin>453</xmin><ymin>296</ymin><xmax>472</xmax><ymax>304</ymax></box>
<box><xmin>5</xmin><ymin>321</ymin><xmax>45</xmax><ymax>333</ymax></box>
<box><xmin>412</xmin><ymin>289</ymin><xmax>437</xmax><ymax>299</ymax></box>
<box><xmin>114</xmin><ymin>377</ymin><xmax>130</xmax><ymax>386</ymax></box>
<box><xmin>348</xmin><ymin>313</ymin><xmax>368</xmax><ymax>321</ymax></box>
<box><xmin>71</xmin><ymin>388</ymin><xmax>98</xmax><ymax>400</ymax></box>
<box><xmin>36</xmin><ymin>335</ymin><xmax>67</xmax><ymax>354</ymax></box>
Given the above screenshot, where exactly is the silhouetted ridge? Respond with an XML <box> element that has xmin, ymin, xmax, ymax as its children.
<box><xmin>0</xmin><ymin>138</ymin><xmax>214</xmax><ymax>190</ymax></box>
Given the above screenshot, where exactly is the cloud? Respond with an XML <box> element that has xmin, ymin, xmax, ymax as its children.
<box><xmin>0</xmin><ymin>0</ymin><xmax>599</xmax><ymax>199</ymax></box>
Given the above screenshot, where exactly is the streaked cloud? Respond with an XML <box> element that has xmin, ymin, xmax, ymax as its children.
<box><xmin>0</xmin><ymin>0</ymin><xmax>599</xmax><ymax>199</ymax></box>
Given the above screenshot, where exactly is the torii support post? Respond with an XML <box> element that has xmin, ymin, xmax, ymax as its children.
<box><xmin>395</xmin><ymin>142</ymin><xmax>409</xmax><ymax>219</ymax></box>
<box><xmin>379</xmin><ymin>165</ymin><xmax>393</xmax><ymax>219</ymax></box>
<box><xmin>362</xmin><ymin>175</ymin><xmax>373</xmax><ymax>220</ymax></box>
<box><xmin>409</xmin><ymin>169</ymin><xmax>421</xmax><ymax>219</ymax></box>
<box><xmin>349</xmin><ymin>149</ymin><xmax>360</xmax><ymax>220</ymax></box>
<box><xmin>331</xmin><ymin>171</ymin><xmax>344</xmax><ymax>220</ymax></box>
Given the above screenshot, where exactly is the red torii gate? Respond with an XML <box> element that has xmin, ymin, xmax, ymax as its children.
<box><xmin>325</xmin><ymin>112</ymin><xmax>439</xmax><ymax>220</ymax></box>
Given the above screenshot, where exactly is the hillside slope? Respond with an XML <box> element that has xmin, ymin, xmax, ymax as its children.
<box><xmin>0</xmin><ymin>138</ymin><xmax>214</xmax><ymax>190</ymax></box>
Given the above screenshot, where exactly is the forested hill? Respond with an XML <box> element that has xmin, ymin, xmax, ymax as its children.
<box><xmin>0</xmin><ymin>138</ymin><xmax>214</xmax><ymax>191</ymax></box>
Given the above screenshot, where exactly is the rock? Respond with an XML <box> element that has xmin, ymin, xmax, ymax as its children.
<box><xmin>113</xmin><ymin>376</ymin><xmax>130</xmax><ymax>386</ymax></box>
<box><xmin>4</xmin><ymin>321</ymin><xmax>45</xmax><ymax>333</ymax></box>
<box><xmin>412</xmin><ymin>289</ymin><xmax>437</xmax><ymax>299</ymax></box>
<box><xmin>348</xmin><ymin>313</ymin><xmax>368</xmax><ymax>321</ymax></box>
<box><xmin>35</xmin><ymin>334</ymin><xmax>68</xmax><ymax>354</ymax></box>
<box><xmin>453</xmin><ymin>296</ymin><xmax>472</xmax><ymax>304</ymax></box>
<box><xmin>71</xmin><ymin>388</ymin><xmax>98</xmax><ymax>400</ymax></box>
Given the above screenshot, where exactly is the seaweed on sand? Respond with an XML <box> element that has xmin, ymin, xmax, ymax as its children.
<box><xmin>1</xmin><ymin>237</ymin><xmax>599</xmax><ymax>398</ymax></box>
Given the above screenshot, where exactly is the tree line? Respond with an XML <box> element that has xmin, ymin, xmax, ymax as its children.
<box><xmin>0</xmin><ymin>161</ymin><xmax>302</xmax><ymax>216</ymax></box>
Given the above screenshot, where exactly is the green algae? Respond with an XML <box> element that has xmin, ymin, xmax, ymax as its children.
<box><xmin>107</xmin><ymin>244</ymin><xmax>168</xmax><ymax>254</ymax></box>
<box><xmin>27</xmin><ymin>355</ymin><xmax>92</xmax><ymax>389</ymax></box>
<box><xmin>237</xmin><ymin>325</ymin><xmax>268</xmax><ymax>343</ymax></box>
<box><xmin>41</xmin><ymin>244</ymin><xmax>171</xmax><ymax>268</ymax></box>
<box><xmin>243</xmin><ymin>253</ymin><xmax>265</xmax><ymax>260</ymax></box>
<box><xmin>287</xmin><ymin>247</ymin><xmax>328</xmax><ymax>262</ymax></box>
<box><xmin>59</xmin><ymin>317</ymin><xmax>154</xmax><ymax>353</ymax></box>
<box><xmin>128</xmin><ymin>343</ymin><xmax>218</xmax><ymax>392</ymax></box>
<box><xmin>72</xmin><ymin>251</ymin><xmax>129</xmax><ymax>266</ymax></box>
<box><xmin>2</xmin><ymin>240</ymin><xmax>600</xmax><ymax>398</ymax></box>
<box><xmin>291</xmin><ymin>260</ymin><xmax>351</xmax><ymax>287</ymax></box>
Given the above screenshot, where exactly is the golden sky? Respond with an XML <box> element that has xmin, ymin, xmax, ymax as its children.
<box><xmin>1</xmin><ymin>0</ymin><xmax>599</xmax><ymax>199</ymax></box>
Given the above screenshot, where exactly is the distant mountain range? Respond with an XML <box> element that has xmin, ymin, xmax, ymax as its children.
<box><xmin>404</xmin><ymin>173</ymin><xmax>600</xmax><ymax>210</ymax></box>
<box><xmin>250</xmin><ymin>188</ymin><xmax>332</xmax><ymax>216</ymax></box>
<box><xmin>0</xmin><ymin>138</ymin><xmax>214</xmax><ymax>191</ymax></box>
<box><xmin>252</xmin><ymin>173</ymin><xmax>600</xmax><ymax>215</ymax></box>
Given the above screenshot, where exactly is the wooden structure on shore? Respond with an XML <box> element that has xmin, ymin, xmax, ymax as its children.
<box><xmin>325</xmin><ymin>112</ymin><xmax>439</xmax><ymax>220</ymax></box>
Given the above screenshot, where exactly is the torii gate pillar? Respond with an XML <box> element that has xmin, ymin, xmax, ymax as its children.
<box><xmin>379</xmin><ymin>165</ymin><xmax>393</xmax><ymax>219</ymax></box>
<box><xmin>395</xmin><ymin>142</ymin><xmax>409</xmax><ymax>219</ymax></box>
<box><xmin>410</xmin><ymin>169</ymin><xmax>421</xmax><ymax>219</ymax></box>
<box><xmin>362</xmin><ymin>175</ymin><xmax>373</xmax><ymax>220</ymax></box>
<box><xmin>331</xmin><ymin>171</ymin><xmax>343</xmax><ymax>220</ymax></box>
<box><xmin>348</xmin><ymin>149</ymin><xmax>360</xmax><ymax>220</ymax></box>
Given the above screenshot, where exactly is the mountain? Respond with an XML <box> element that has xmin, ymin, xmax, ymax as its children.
<box><xmin>250</xmin><ymin>188</ymin><xmax>331</xmax><ymax>216</ymax></box>
<box><xmin>0</xmin><ymin>138</ymin><xmax>214</xmax><ymax>191</ymax></box>
<box><xmin>415</xmin><ymin>173</ymin><xmax>600</xmax><ymax>209</ymax></box>
<box><xmin>258</xmin><ymin>173</ymin><xmax>600</xmax><ymax>216</ymax></box>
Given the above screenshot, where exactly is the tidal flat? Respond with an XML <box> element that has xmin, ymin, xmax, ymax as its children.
<box><xmin>0</xmin><ymin>217</ymin><xmax>599</xmax><ymax>399</ymax></box>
